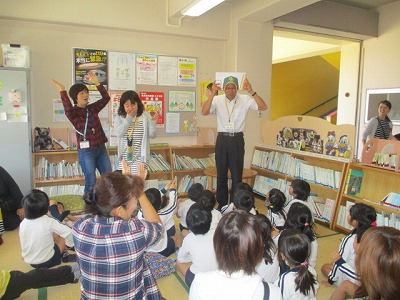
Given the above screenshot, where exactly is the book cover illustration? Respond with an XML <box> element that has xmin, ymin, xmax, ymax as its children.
<box><xmin>345</xmin><ymin>169</ymin><xmax>364</xmax><ymax>197</ymax></box>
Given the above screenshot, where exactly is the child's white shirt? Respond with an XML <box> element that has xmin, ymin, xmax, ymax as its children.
<box><xmin>275</xmin><ymin>265</ymin><xmax>319</xmax><ymax>300</ymax></box>
<box><xmin>255</xmin><ymin>248</ymin><xmax>280</xmax><ymax>283</ymax></box>
<box><xmin>267</xmin><ymin>209</ymin><xmax>286</xmax><ymax>227</ymax></box>
<box><xmin>158</xmin><ymin>189</ymin><xmax>178</xmax><ymax>231</ymax></box>
<box><xmin>177</xmin><ymin>198</ymin><xmax>196</xmax><ymax>228</ymax></box>
<box><xmin>19</xmin><ymin>215</ymin><xmax>72</xmax><ymax>264</ymax></box>
<box><xmin>177</xmin><ymin>229</ymin><xmax>218</xmax><ymax>274</ymax></box>
<box><xmin>284</xmin><ymin>199</ymin><xmax>314</xmax><ymax>216</ymax></box>
<box><xmin>221</xmin><ymin>203</ymin><xmax>257</xmax><ymax>215</ymax></box>
<box><xmin>210</xmin><ymin>209</ymin><xmax>222</xmax><ymax>231</ymax></box>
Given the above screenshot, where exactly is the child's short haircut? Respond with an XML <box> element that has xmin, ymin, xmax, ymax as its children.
<box><xmin>145</xmin><ymin>188</ymin><xmax>162</xmax><ymax>211</ymax></box>
<box><xmin>186</xmin><ymin>203</ymin><xmax>211</xmax><ymax>235</ymax></box>
<box><xmin>233</xmin><ymin>190</ymin><xmax>254</xmax><ymax>213</ymax></box>
<box><xmin>349</xmin><ymin>203</ymin><xmax>377</xmax><ymax>228</ymax></box>
<box><xmin>291</xmin><ymin>179</ymin><xmax>311</xmax><ymax>200</ymax></box>
<box><xmin>235</xmin><ymin>182</ymin><xmax>252</xmax><ymax>193</ymax></box>
<box><xmin>187</xmin><ymin>183</ymin><xmax>205</xmax><ymax>202</ymax></box>
<box><xmin>22</xmin><ymin>189</ymin><xmax>50</xmax><ymax>219</ymax></box>
<box><xmin>199</xmin><ymin>190</ymin><xmax>216</xmax><ymax>212</ymax></box>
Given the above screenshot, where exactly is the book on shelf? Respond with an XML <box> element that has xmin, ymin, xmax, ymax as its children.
<box><xmin>252</xmin><ymin>175</ymin><xmax>277</xmax><ymax>197</ymax></box>
<box><xmin>381</xmin><ymin>192</ymin><xmax>400</xmax><ymax>210</ymax></box>
<box><xmin>344</xmin><ymin>169</ymin><xmax>364</xmax><ymax>197</ymax></box>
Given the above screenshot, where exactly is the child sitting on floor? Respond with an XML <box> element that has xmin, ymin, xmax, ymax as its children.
<box><xmin>275</xmin><ymin>229</ymin><xmax>319</xmax><ymax>300</ymax></box>
<box><xmin>177</xmin><ymin>183</ymin><xmax>204</xmax><ymax>237</ymax></box>
<box><xmin>221</xmin><ymin>190</ymin><xmax>257</xmax><ymax>215</ymax></box>
<box><xmin>265</xmin><ymin>188</ymin><xmax>287</xmax><ymax>231</ymax></box>
<box><xmin>199</xmin><ymin>189</ymin><xmax>222</xmax><ymax>231</ymax></box>
<box><xmin>177</xmin><ymin>203</ymin><xmax>218</xmax><ymax>288</ymax></box>
<box><xmin>284</xmin><ymin>179</ymin><xmax>313</xmax><ymax>214</ymax></box>
<box><xmin>321</xmin><ymin>203</ymin><xmax>376</xmax><ymax>286</ymax></box>
<box><xmin>19</xmin><ymin>189</ymin><xmax>74</xmax><ymax>268</ymax></box>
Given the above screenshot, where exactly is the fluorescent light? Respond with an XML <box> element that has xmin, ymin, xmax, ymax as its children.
<box><xmin>182</xmin><ymin>0</ymin><xmax>225</xmax><ymax>17</ymax></box>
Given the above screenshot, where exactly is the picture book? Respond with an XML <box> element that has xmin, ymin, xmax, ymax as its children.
<box><xmin>344</xmin><ymin>169</ymin><xmax>364</xmax><ymax>197</ymax></box>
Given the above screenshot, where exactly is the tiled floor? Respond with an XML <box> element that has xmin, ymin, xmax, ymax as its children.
<box><xmin>0</xmin><ymin>197</ymin><xmax>343</xmax><ymax>300</ymax></box>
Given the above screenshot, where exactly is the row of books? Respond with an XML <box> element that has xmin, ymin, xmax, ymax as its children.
<box><xmin>177</xmin><ymin>175</ymin><xmax>208</xmax><ymax>194</ymax></box>
<box><xmin>253</xmin><ymin>175</ymin><xmax>335</xmax><ymax>222</ymax></box>
<box><xmin>35</xmin><ymin>155</ymin><xmax>119</xmax><ymax>180</ymax></box>
<box><xmin>172</xmin><ymin>152</ymin><xmax>216</xmax><ymax>171</ymax></box>
<box><xmin>381</xmin><ymin>192</ymin><xmax>400</xmax><ymax>210</ymax></box>
<box><xmin>371</xmin><ymin>152</ymin><xmax>398</xmax><ymax>169</ymax></box>
<box><xmin>308</xmin><ymin>195</ymin><xmax>335</xmax><ymax>223</ymax></box>
<box><xmin>343</xmin><ymin>169</ymin><xmax>364</xmax><ymax>197</ymax></box>
<box><xmin>38</xmin><ymin>184</ymin><xmax>85</xmax><ymax>197</ymax></box>
<box><xmin>337</xmin><ymin>201</ymin><xmax>400</xmax><ymax>230</ymax></box>
<box><xmin>148</xmin><ymin>152</ymin><xmax>172</xmax><ymax>172</ymax></box>
<box><xmin>252</xmin><ymin>150</ymin><xmax>342</xmax><ymax>189</ymax></box>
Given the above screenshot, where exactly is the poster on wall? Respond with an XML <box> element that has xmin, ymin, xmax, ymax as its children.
<box><xmin>178</xmin><ymin>57</ymin><xmax>196</xmax><ymax>86</ymax></box>
<box><xmin>136</xmin><ymin>54</ymin><xmax>157</xmax><ymax>85</ymax></box>
<box><xmin>168</xmin><ymin>90</ymin><xmax>196</xmax><ymax>112</ymax></box>
<box><xmin>158</xmin><ymin>56</ymin><xmax>178</xmax><ymax>86</ymax></box>
<box><xmin>53</xmin><ymin>99</ymin><xmax>68</xmax><ymax>122</ymax></box>
<box><xmin>199</xmin><ymin>81</ymin><xmax>218</xmax><ymax>111</ymax></box>
<box><xmin>73</xmin><ymin>48</ymin><xmax>108</xmax><ymax>91</ymax></box>
<box><xmin>139</xmin><ymin>91</ymin><xmax>165</xmax><ymax>128</ymax></box>
<box><xmin>108</xmin><ymin>52</ymin><xmax>136</xmax><ymax>91</ymax></box>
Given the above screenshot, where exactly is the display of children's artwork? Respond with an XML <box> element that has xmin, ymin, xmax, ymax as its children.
<box><xmin>277</xmin><ymin>127</ymin><xmax>323</xmax><ymax>154</ymax></box>
<box><xmin>276</xmin><ymin>127</ymin><xmax>352</xmax><ymax>158</ymax></box>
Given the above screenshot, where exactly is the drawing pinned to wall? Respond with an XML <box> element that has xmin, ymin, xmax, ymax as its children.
<box><xmin>140</xmin><ymin>91</ymin><xmax>165</xmax><ymax>127</ymax></box>
<box><xmin>108</xmin><ymin>52</ymin><xmax>136</xmax><ymax>90</ymax></box>
<box><xmin>182</xmin><ymin>116</ymin><xmax>197</xmax><ymax>133</ymax></box>
<box><xmin>136</xmin><ymin>54</ymin><xmax>157</xmax><ymax>85</ymax></box>
<box><xmin>178</xmin><ymin>57</ymin><xmax>196</xmax><ymax>86</ymax></box>
<box><xmin>73</xmin><ymin>48</ymin><xmax>108</xmax><ymax>91</ymax></box>
<box><xmin>168</xmin><ymin>90</ymin><xmax>195</xmax><ymax>112</ymax></box>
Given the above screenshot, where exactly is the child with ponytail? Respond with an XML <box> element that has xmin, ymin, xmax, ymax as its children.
<box><xmin>275</xmin><ymin>229</ymin><xmax>319</xmax><ymax>299</ymax></box>
<box><xmin>265</xmin><ymin>188</ymin><xmax>287</xmax><ymax>231</ymax></box>
<box><xmin>321</xmin><ymin>202</ymin><xmax>376</xmax><ymax>286</ymax></box>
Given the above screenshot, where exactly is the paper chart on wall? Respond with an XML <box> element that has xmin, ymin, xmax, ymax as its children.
<box><xmin>166</xmin><ymin>112</ymin><xmax>180</xmax><ymax>134</ymax></box>
<box><xmin>168</xmin><ymin>90</ymin><xmax>196</xmax><ymax>112</ymax></box>
<box><xmin>53</xmin><ymin>99</ymin><xmax>69</xmax><ymax>122</ymax></box>
<box><xmin>158</xmin><ymin>56</ymin><xmax>178</xmax><ymax>86</ymax></box>
<box><xmin>108</xmin><ymin>52</ymin><xmax>136</xmax><ymax>91</ymax></box>
<box><xmin>136</xmin><ymin>54</ymin><xmax>157</xmax><ymax>85</ymax></box>
<box><xmin>178</xmin><ymin>57</ymin><xmax>196</xmax><ymax>86</ymax></box>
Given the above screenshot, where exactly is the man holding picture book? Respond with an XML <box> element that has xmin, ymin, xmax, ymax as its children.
<box><xmin>201</xmin><ymin>75</ymin><xmax>267</xmax><ymax>210</ymax></box>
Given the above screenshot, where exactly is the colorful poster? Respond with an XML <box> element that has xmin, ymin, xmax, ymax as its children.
<box><xmin>178</xmin><ymin>57</ymin><xmax>196</xmax><ymax>86</ymax></box>
<box><xmin>199</xmin><ymin>81</ymin><xmax>218</xmax><ymax>111</ymax></box>
<box><xmin>139</xmin><ymin>91</ymin><xmax>165</xmax><ymax>128</ymax></box>
<box><xmin>108</xmin><ymin>52</ymin><xmax>136</xmax><ymax>90</ymax></box>
<box><xmin>73</xmin><ymin>48</ymin><xmax>108</xmax><ymax>91</ymax></box>
<box><xmin>168</xmin><ymin>91</ymin><xmax>196</xmax><ymax>112</ymax></box>
<box><xmin>53</xmin><ymin>99</ymin><xmax>68</xmax><ymax>122</ymax></box>
<box><xmin>136</xmin><ymin>54</ymin><xmax>157</xmax><ymax>85</ymax></box>
<box><xmin>158</xmin><ymin>56</ymin><xmax>178</xmax><ymax>86</ymax></box>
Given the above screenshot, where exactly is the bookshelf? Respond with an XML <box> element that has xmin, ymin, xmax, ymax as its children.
<box><xmin>251</xmin><ymin>144</ymin><xmax>349</xmax><ymax>228</ymax></box>
<box><xmin>334</xmin><ymin>162</ymin><xmax>400</xmax><ymax>233</ymax></box>
<box><xmin>254</xmin><ymin>115</ymin><xmax>356</xmax><ymax>229</ymax></box>
<box><xmin>32</xmin><ymin>145</ymin><xmax>215</xmax><ymax>197</ymax></box>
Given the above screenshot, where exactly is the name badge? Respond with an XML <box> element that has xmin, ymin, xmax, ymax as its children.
<box><xmin>80</xmin><ymin>140</ymin><xmax>90</xmax><ymax>149</ymax></box>
<box><xmin>225</xmin><ymin>122</ymin><xmax>234</xmax><ymax>131</ymax></box>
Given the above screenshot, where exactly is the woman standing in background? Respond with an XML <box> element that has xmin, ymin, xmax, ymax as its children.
<box><xmin>362</xmin><ymin>100</ymin><xmax>393</xmax><ymax>145</ymax></box>
<box><xmin>114</xmin><ymin>90</ymin><xmax>158</xmax><ymax>175</ymax></box>
<box><xmin>51</xmin><ymin>71</ymin><xmax>112</xmax><ymax>195</ymax></box>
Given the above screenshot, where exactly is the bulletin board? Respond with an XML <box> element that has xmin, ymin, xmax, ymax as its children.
<box><xmin>70</xmin><ymin>49</ymin><xmax>198</xmax><ymax>139</ymax></box>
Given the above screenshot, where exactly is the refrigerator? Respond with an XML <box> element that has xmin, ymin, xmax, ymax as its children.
<box><xmin>0</xmin><ymin>67</ymin><xmax>32</xmax><ymax>195</ymax></box>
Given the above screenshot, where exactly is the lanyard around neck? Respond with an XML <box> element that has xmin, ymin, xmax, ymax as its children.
<box><xmin>75</xmin><ymin>110</ymin><xmax>89</xmax><ymax>141</ymax></box>
<box><xmin>127</xmin><ymin>116</ymin><xmax>139</xmax><ymax>144</ymax></box>
<box><xmin>225</xmin><ymin>97</ymin><xmax>237</xmax><ymax>123</ymax></box>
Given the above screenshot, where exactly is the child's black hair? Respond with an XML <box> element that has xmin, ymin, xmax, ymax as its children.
<box><xmin>267</xmin><ymin>188</ymin><xmax>287</xmax><ymax>221</ymax></box>
<box><xmin>349</xmin><ymin>203</ymin><xmax>377</xmax><ymax>231</ymax></box>
<box><xmin>235</xmin><ymin>182</ymin><xmax>253</xmax><ymax>193</ymax></box>
<box><xmin>145</xmin><ymin>188</ymin><xmax>162</xmax><ymax>211</ymax></box>
<box><xmin>285</xmin><ymin>202</ymin><xmax>316</xmax><ymax>242</ymax></box>
<box><xmin>278</xmin><ymin>229</ymin><xmax>317</xmax><ymax>296</ymax></box>
<box><xmin>187</xmin><ymin>183</ymin><xmax>205</xmax><ymax>202</ymax></box>
<box><xmin>68</xmin><ymin>83</ymin><xmax>88</xmax><ymax>105</ymax></box>
<box><xmin>22</xmin><ymin>189</ymin><xmax>50</xmax><ymax>219</ymax></box>
<box><xmin>186</xmin><ymin>203</ymin><xmax>211</xmax><ymax>235</ymax></box>
<box><xmin>290</xmin><ymin>179</ymin><xmax>311</xmax><ymax>201</ymax></box>
<box><xmin>233</xmin><ymin>190</ymin><xmax>254</xmax><ymax>213</ymax></box>
<box><xmin>199</xmin><ymin>189</ymin><xmax>216</xmax><ymax>212</ymax></box>
<box><xmin>255</xmin><ymin>214</ymin><xmax>277</xmax><ymax>264</ymax></box>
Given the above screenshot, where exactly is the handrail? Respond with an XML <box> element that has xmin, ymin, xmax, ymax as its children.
<box><xmin>302</xmin><ymin>95</ymin><xmax>338</xmax><ymax>116</ymax></box>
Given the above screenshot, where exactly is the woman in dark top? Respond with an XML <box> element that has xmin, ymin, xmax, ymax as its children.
<box><xmin>0</xmin><ymin>166</ymin><xmax>24</xmax><ymax>231</ymax></box>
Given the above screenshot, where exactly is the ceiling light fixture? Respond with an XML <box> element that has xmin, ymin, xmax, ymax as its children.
<box><xmin>182</xmin><ymin>0</ymin><xmax>225</xmax><ymax>17</ymax></box>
